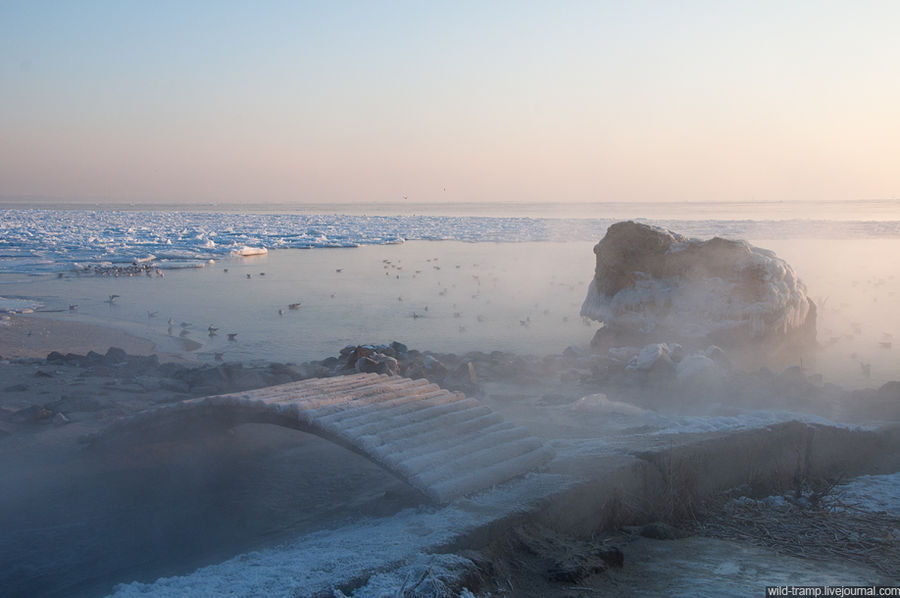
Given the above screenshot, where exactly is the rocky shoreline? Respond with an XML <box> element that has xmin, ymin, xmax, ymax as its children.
<box><xmin>1</xmin><ymin>339</ymin><xmax>898</xmax><ymax>598</ymax></box>
<box><xmin>3</xmin><ymin>336</ymin><xmax>899</xmax><ymax>441</ymax></box>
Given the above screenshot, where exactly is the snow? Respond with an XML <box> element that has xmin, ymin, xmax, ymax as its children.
<box><xmin>1</xmin><ymin>208</ymin><xmax>898</xmax><ymax>274</ymax></box>
<box><xmin>627</xmin><ymin>343</ymin><xmax>673</xmax><ymax>371</ymax></box>
<box><xmin>230</xmin><ymin>246</ymin><xmax>268</xmax><ymax>257</ymax></box>
<box><xmin>675</xmin><ymin>354</ymin><xmax>718</xmax><ymax>382</ymax></box>
<box><xmin>826</xmin><ymin>472</ymin><xmax>900</xmax><ymax>516</ymax></box>
<box><xmin>570</xmin><ymin>393</ymin><xmax>650</xmax><ymax>416</ymax></box>
<box><xmin>650</xmin><ymin>410</ymin><xmax>868</xmax><ymax>436</ymax></box>
<box><xmin>727</xmin><ymin>472</ymin><xmax>900</xmax><ymax>517</ymax></box>
<box><xmin>0</xmin><ymin>297</ymin><xmax>42</xmax><ymax>313</ymax></box>
<box><xmin>105</xmin><ymin>471</ymin><xmax>571</xmax><ymax>598</ymax></box>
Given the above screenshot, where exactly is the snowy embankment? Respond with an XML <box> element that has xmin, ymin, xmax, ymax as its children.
<box><xmin>106</xmin><ymin>472</ymin><xmax>568</xmax><ymax>598</ymax></box>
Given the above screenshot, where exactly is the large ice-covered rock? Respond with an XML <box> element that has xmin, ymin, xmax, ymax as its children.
<box><xmin>581</xmin><ymin>221</ymin><xmax>816</xmax><ymax>349</ymax></box>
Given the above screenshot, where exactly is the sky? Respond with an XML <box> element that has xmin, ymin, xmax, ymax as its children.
<box><xmin>1</xmin><ymin>1</ymin><xmax>899</xmax><ymax>205</ymax></box>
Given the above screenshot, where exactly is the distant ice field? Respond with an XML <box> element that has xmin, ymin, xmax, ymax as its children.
<box><xmin>1</xmin><ymin>206</ymin><xmax>899</xmax><ymax>274</ymax></box>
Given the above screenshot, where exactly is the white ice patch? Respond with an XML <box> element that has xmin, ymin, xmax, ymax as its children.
<box><xmin>230</xmin><ymin>245</ymin><xmax>268</xmax><ymax>257</ymax></box>
<box><xmin>570</xmin><ymin>393</ymin><xmax>650</xmax><ymax>417</ymax></box>
<box><xmin>0</xmin><ymin>297</ymin><xmax>42</xmax><ymax>313</ymax></box>
<box><xmin>826</xmin><ymin>472</ymin><xmax>900</xmax><ymax>516</ymax></box>
<box><xmin>650</xmin><ymin>411</ymin><xmax>868</xmax><ymax>436</ymax></box>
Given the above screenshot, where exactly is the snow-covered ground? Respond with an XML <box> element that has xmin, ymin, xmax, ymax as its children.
<box><xmin>106</xmin><ymin>471</ymin><xmax>570</xmax><ymax>598</ymax></box>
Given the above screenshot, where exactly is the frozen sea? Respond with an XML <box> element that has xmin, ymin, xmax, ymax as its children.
<box><xmin>1</xmin><ymin>200</ymin><xmax>899</xmax><ymax>387</ymax></box>
<box><xmin>1</xmin><ymin>200</ymin><xmax>898</xmax><ymax>598</ymax></box>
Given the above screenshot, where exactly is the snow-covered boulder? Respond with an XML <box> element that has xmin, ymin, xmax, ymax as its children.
<box><xmin>581</xmin><ymin>221</ymin><xmax>816</xmax><ymax>349</ymax></box>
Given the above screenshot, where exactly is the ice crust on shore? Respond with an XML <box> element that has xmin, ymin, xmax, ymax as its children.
<box><xmin>105</xmin><ymin>472</ymin><xmax>570</xmax><ymax>598</ymax></box>
<box><xmin>2</xmin><ymin>208</ymin><xmax>899</xmax><ymax>273</ymax></box>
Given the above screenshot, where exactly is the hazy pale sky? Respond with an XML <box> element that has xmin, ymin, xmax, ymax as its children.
<box><xmin>1</xmin><ymin>1</ymin><xmax>898</xmax><ymax>205</ymax></box>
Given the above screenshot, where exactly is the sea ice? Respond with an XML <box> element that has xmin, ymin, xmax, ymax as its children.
<box><xmin>2</xmin><ymin>208</ymin><xmax>898</xmax><ymax>274</ymax></box>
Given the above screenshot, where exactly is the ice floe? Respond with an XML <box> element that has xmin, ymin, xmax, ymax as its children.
<box><xmin>2</xmin><ymin>208</ymin><xmax>899</xmax><ymax>274</ymax></box>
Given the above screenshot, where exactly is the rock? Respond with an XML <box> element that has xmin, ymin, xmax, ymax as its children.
<box><xmin>675</xmin><ymin>354</ymin><xmax>719</xmax><ymax>384</ymax></box>
<box><xmin>10</xmin><ymin>405</ymin><xmax>55</xmax><ymax>424</ymax></box>
<box><xmin>104</xmin><ymin>347</ymin><xmax>128</xmax><ymax>365</ymax></box>
<box><xmin>229</xmin><ymin>368</ymin><xmax>268</xmax><ymax>390</ymax></box>
<box><xmin>390</xmin><ymin>341</ymin><xmax>408</xmax><ymax>357</ymax></box>
<box><xmin>638</xmin><ymin>521</ymin><xmax>689</xmax><ymax>540</ymax></box>
<box><xmin>878</xmin><ymin>380</ymin><xmax>900</xmax><ymax>400</ymax></box>
<box><xmin>511</xmin><ymin>526</ymin><xmax>622</xmax><ymax>585</ymax></box>
<box><xmin>158</xmin><ymin>362</ymin><xmax>186</xmax><ymax>377</ymax></box>
<box><xmin>562</xmin><ymin>345</ymin><xmax>586</xmax><ymax>358</ymax></box>
<box><xmin>127</xmin><ymin>354</ymin><xmax>160</xmax><ymax>372</ymax></box>
<box><xmin>375</xmin><ymin>355</ymin><xmax>399</xmax><ymax>376</ymax></box>
<box><xmin>357</xmin><ymin>353</ymin><xmax>400</xmax><ymax>376</ymax></box>
<box><xmin>295</xmin><ymin>362</ymin><xmax>331</xmax><ymax>378</ymax></box>
<box><xmin>627</xmin><ymin>343</ymin><xmax>675</xmax><ymax>373</ymax></box>
<box><xmin>158</xmin><ymin>378</ymin><xmax>191</xmax><ymax>393</ymax></box>
<box><xmin>49</xmin><ymin>395</ymin><xmax>107</xmax><ymax>412</ymax></box>
<box><xmin>356</xmin><ymin>356</ymin><xmax>380</xmax><ymax>373</ymax></box>
<box><xmin>704</xmin><ymin>345</ymin><xmax>731</xmax><ymax>369</ymax></box>
<box><xmin>423</xmin><ymin>354</ymin><xmax>449</xmax><ymax>380</ymax></box>
<box><xmin>46</xmin><ymin>351</ymin><xmax>66</xmax><ymax>364</ymax></box>
<box><xmin>443</xmin><ymin>361</ymin><xmax>480</xmax><ymax>394</ymax></box>
<box><xmin>180</xmin><ymin>366</ymin><xmax>229</xmax><ymax>392</ymax></box>
<box><xmin>64</xmin><ymin>352</ymin><xmax>86</xmax><ymax>365</ymax></box>
<box><xmin>581</xmin><ymin>221</ymin><xmax>816</xmax><ymax>349</ymax></box>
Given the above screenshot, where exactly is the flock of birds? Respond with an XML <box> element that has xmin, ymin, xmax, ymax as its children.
<box><xmin>70</xmin><ymin>255</ymin><xmax>895</xmax><ymax>376</ymax></box>
<box><xmin>76</xmin><ymin>254</ymin><xmax>589</xmax><ymax>363</ymax></box>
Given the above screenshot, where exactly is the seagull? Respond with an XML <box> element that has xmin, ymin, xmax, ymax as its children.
<box><xmin>227</xmin><ymin>333</ymin><xmax>238</xmax><ymax>341</ymax></box>
<box><xmin>336</xmin><ymin>268</ymin><xmax>343</xmax><ymax>273</ymax></box>
<box><xmin>147</xmin><ymin>311</ymin><xmax>158</xmax><ymax>318</ymax></box>
<box><xmin>278</xmin><ymin>309</ymin><xmax>285</xmax><ymax>316</ymax></box>
<box><xmin>288</xmin><ymin>303</ymin><xmax>301</xmax><ymax>310</ymax></box>
<box><xmin>69</xmin><ymin>304</ymin><xmax>78</xmax><ymax>311</ymax></box>
<box><xmin>168</xmin><ymin>318</ymin><xmax>175</xmax><ymax>326</ymax></box>
<box><xmin>246</xmin><ymin>273</ymin><xmax>252</xmax><ymax>279</ymax></box>
<box><xmin>106</xmin><ymin>294</ymin><xmax>119</xmax><ymax>304</ymax></box>
<box><xmin>208</xmin><ymin>325</ymin><xmax>218</xmax><ymax>336</ymax></box>
<box><xmin>223</xmin><ymin>268</ymin><xmax>229</xmax><ymax>273</ymax></box>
